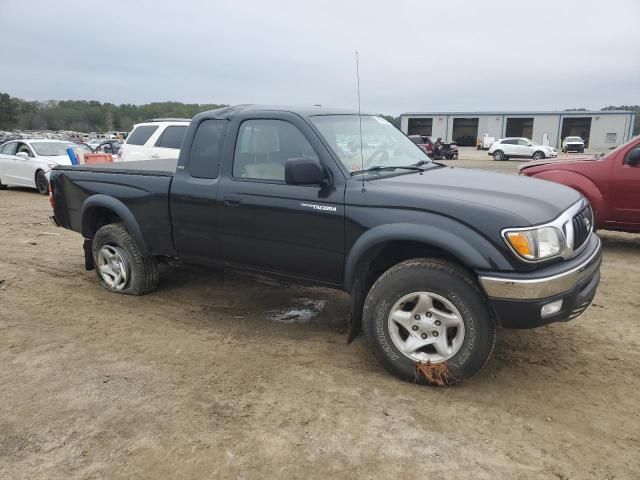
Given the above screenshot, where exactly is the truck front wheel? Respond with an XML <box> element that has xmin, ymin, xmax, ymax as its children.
<box><xmin>362</xmin><ymin>259</ymin><xmax>496</xmax><ymax>385</ymax></box>
<box><xmin>92</xmin><ymin>223</ymin><xmax>159</xmax><ymax>296</ymax></box>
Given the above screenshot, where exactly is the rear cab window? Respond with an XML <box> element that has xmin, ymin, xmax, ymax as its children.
<box><xmin>126</xmin><ymin>125</ymin><xmax>159</xmax><ymax>146</ymax></box>
<box><xmin>187</xmin><ymin>120</ymin><xmax>228</xmax><ymax>179</ymax></box>
<box><xmin>155</xmin><ymin>125</ymin><xmax>188</xmax><ymax>149</ymax></box>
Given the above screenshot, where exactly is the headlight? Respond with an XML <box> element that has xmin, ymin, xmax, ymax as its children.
<box><xmin>47</xmin><ymin>163</ymin><xmax>57</xmax><ymax>169</ymax></box>
<box><xmin>504</xmin><ymin>226</ymin><xmax>565</xmax><ymax>261</ymax></box>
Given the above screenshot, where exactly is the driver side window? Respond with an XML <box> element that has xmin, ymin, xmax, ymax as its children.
<box><xmin>517</xmin><ymin>139</ymin><xmax>529</xmax><ymax>146</ymax></box>
<box><xmin>233</xmin><ymin>119</ymin><xmax>318</xmax><ymax>182</ymax></box>
<box><xmin>17</xmin><ymin>143</ymin><xmax>33</xmax><ymax>157</ymax></box>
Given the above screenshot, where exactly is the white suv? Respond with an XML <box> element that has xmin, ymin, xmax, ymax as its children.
<box><xmin>118</xmin><ymin>119</ymin><xmax>189</xmax><ymax>162</ymax></box>
<box><xmin>488</xmin><ymin>137</ymin><xmax>557</xmax><ymax>161</ymax></box>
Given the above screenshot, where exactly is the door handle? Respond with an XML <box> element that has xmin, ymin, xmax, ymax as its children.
<box><xmin>223</xmin><ymin>195</ymin><xmax>242</xmax><ymax>206</ymax></box>
<box><xmin>151</xmin><ymin>154</ymin><xmax>160</xmax><ymax>158</ymax></box>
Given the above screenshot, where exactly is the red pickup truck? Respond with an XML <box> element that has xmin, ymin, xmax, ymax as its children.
<box><xmin>519</xmin><ymin>136</ymin><xmax>640</xmax><ymax>232</ymax></box>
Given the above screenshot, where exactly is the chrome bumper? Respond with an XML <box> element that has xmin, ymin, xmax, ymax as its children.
<box><xmin>479</xmin><ymin>236</ymin><xmax>601</xmax><ymax>300</ymax></box>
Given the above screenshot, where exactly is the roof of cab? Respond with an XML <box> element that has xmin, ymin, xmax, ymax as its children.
<box><xmin>195</xmin><ymin>104</ymin><xmax>365</xmax><ymax>121</ymax></box>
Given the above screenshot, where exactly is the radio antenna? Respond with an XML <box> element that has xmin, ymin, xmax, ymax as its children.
<box><xmin>355</xmin><ymin>50</ymin><xmax>365</xmax><ymax>192</ymax></box>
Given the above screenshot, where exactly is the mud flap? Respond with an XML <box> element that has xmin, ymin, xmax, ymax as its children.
<box><xmin>83</xmin><ymin>238</ymin><xmax>95</xmax><ymax>270</ymax></box>
<box><xmin>347</xmin><ymin>278</ymin><xmax>366</xmax><ymax>344</ymax></box>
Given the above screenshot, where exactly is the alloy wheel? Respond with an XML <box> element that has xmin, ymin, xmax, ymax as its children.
<box><xmin>387</xmin><ymin>291</ymin><xmax>465</xmax><ymax>363</ymax></box>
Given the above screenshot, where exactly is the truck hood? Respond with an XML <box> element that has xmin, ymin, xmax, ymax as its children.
<box><xmin>368</xmin><ymin>166</ymin><xmax>582</xmax><ymax>226</ymax></box>
<box><xmin>518</xmin><ymin>155</ymin><xmax>596</xmax><ymax>171</ymax></box>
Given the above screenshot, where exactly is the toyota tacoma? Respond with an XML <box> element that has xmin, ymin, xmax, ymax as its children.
<box><xmin>49</xmin><ymin>105</ymin><xmax>602</xmax><ymax>384</ymax></box>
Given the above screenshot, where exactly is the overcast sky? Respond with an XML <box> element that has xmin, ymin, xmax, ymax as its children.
<box><xmin>1</xmin><ymin>0</ymin><xmax>638</xmax><ymax>114</ymax></box>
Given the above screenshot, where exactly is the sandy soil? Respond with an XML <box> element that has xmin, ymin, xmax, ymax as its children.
<box><xmin>1</xmin><ymin>156</ymin><xmax>639</xmax><ymax>479</ymax></box>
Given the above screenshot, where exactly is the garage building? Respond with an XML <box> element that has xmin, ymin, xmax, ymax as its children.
<box><xmin>400</xmin><ymin>110</ymin><xmax>636</xmax><ymax>150</ymax></box>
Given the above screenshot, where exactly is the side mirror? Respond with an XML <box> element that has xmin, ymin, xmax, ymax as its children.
<box><xmin>16</xmin><ymin>152</ymin><xmax>29</xmax><ymax>158</ymax></box>
<box><xmin>285</xmin><ymin>158</ymin><xmax>326</xmax><ymax>185</ymax></box>
<box><xmin>627</xmin><ymin>148</ymin><xmax>640</xmax><ymax>166</ymax></box>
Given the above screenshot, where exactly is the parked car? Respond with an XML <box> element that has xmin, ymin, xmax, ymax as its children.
<box><xmin>49</xmin><ymin>105</ymin><xmax>601</xmax><ymax>385</ymax></box>
<box><xmin>562</xmin><ymin>136</ymin><xmax>585</xmax><ymax>153</ymax></box>
<box><xmin>87</xmin><ymin>138</ymin><xmax>103</xmax><ymax>149</ymax></box>
<box><xmin>118</xmin><ymin>119</ymin><xmax>189</xmax><ymax>162</ymax></box>
<box><xmin>488</xmin><ymin>137</ymin><xmax>558</xmax><ymax>161</ymax></box>
<box><xmin>0</xmin><ymin>139</ymin><xmax>74</xmax><ymax>194</ymax></box>
<box><xmin>477</xmin><ymin>134</ymin><xmax>496</xmax><ymax>150</ymax></box>
<box><xmin>408</xmin><ymin>134</ymin><xmax>434</xmax><ymax>155</ymax></box>
<box><xmin>94</xmin><ymin>140</ymin><xmax>123</xmax><ymax>159</ymax></box>
<box><xmin>519</xmin><ymin>135</ymin><xmax>640</xmax><ymax>232</ymax></box>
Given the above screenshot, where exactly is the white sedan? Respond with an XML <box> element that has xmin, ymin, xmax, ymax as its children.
<box><xmin>488</xmin><ymin>137</ymin><xmax>558</xmax><ymax>161</ymax></box>
<box><xmin>0</xmin><ymin>139</ymin><xmax>74</xmax><ymax>194</ymax></box>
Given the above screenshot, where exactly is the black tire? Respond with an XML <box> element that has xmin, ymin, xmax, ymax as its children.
<box><xmin>362</xmin><ymin>258</ymin><xmax>496</xmax><ymax>385</ymax></box>
<box><xmin>35</xmin><ymin>170</ymin><xmax>49</xmax><ymax>195</ymax></box>
<box><xmin>492</xmin><ymin>150</ymin><xmax>505</xmax><ymax>161</ymax></box>
<box><xmin>532</xmin><ymin>151</ymin><xmax>545</xmax><ymax>161</ymax></box>
<box><xmin>579</xmin><ymin>148</ymin><xmax>584</xmax><ymax>153</ymax></box>
<box><xmin>0</xmin><ymin>177</ymin><xmax>7</xmax><ymax>190</ymax></box>
<box><xmin>92</xmin><ymin>223</ymin><xmax>159</xmax><ymax>296</ymax></box>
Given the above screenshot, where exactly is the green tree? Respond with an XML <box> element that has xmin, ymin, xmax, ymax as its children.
<box><xmin>0</xmin><ymin>92</ymin><xmax>19</xmax><ymax>129</ymax></box>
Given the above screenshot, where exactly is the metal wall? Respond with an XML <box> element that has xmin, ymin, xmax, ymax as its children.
<box><xmin>400</xmin><ymin>112</ymin><xmax>635</xmax><ymax>149</ymax></box>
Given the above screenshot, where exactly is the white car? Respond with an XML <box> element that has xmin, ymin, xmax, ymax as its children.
<box><xmin>562</xmin><ymin>136</ymin><xmax>585</xmax><ymax>153</ymax></box>
<box><xmin>488</xmin><ymin>137</ymin><xmax>557</xmax><ymax>161</ymax></box>
<box><xmin>87</xmin><ymin>138</ymin><xmax>102</xmax><ymax>149</ymax></box>
<box><xmin>0</xmin><ymin>139</ymin><xmax>74</xmax><ymax>194</ymax></box>
<box><xmin>118</xmin><ymin>119</ymin><xmax>189</xmax><ymax>162</ymax></box>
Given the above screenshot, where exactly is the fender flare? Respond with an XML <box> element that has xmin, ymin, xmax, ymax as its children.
<box><xmin>343</xmin><ymin>221</ymin><xmax>510</xmax><ymax>343</ymax></box>
<box><xmin>344</xmin><ymin>221</ymin><xmax>510</xmax><ymax>293</ymax></box>
<box><xmin>80</xmin><ymin>194</ymin><xmax>150</xmax><ymax>255</ymax></box>
<box><xmin>530</xmin><ymin>170</ymin><xmax>606</xmax><ymax>226</ymax></box>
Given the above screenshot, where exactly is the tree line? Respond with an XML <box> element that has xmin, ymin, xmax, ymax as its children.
<box><xmin>0</xmin><ymin>92</ymin><xmax>226</xmax><ymax>132</ymax></box>
<box><xmin>0</xmin><ymin>91</ymin><xmax>636</xmax><ymax>134</ymax></box>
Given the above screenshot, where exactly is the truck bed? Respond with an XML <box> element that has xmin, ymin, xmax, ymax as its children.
<box><xmin>50</xmin><ymin>158</ymin><xmax>177</xmax><ymax>257</ymax></box>
<box><xmin>54</xmin><ymin>158</ymin><xmax>177</xmax><ymax>177</ymax></box>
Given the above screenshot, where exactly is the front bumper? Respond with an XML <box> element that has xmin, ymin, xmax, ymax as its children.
<box><xmin>478</xmin><ymin>235</ymin><xmax>602</xmax><ymax>328</ymax></box>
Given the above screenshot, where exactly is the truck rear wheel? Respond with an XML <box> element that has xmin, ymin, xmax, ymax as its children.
<box><xmin>362</xmin><ymin>259</ymin><xmax>496</xmax><ymax>385</ymax></box>
<box><xmin>92</xmin><ymin>223</ymin><xmax>158</xmax><ymax>296</ymax></box>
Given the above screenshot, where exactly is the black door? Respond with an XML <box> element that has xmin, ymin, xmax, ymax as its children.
<box><xmin>171</xmin><ymin>119</ymin><xmax>229</xmax><ymax>262</ymax></box>
<box><xmin>217</xmin><ymin>113</ymin><xmax>346</xmax><ymax>285</ymax></box>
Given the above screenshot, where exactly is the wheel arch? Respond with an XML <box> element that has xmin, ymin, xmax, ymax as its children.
<box><xmin>34</xmin><ymin>168</ymin><xmax>47</xmax><ymax>191</ymax></box>
<box><xmin>80</xmin><ymin>195</ymin><xmax>150</xmax><ymax>255</ymax></box>
<box><xmin>344</xmin><ymin>222</ymin><xmax>509</xmax><ymax>342</ymax></box>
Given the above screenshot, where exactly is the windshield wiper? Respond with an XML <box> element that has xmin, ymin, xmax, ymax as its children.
<box><xmin>350</xmin><ymin>165</ymin><xmax>426</xmax><ymax>176</ymax></box>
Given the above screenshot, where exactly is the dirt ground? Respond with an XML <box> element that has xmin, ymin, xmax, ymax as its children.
<box><xmin>1</xmin><ymin>156</ymin><xmax>639</xmax><ymax>479</ymax></box>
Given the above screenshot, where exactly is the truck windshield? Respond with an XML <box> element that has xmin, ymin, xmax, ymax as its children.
<box><xmin>310</xmin><ymin>115</ymin><xmax>431</xmax><ymax>173</ymax></box>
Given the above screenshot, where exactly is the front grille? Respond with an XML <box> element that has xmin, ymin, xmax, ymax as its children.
<box><xmin>572</xmin><ymin>206</ymin><xmax>593</xmax><ymax>250</ymax></box>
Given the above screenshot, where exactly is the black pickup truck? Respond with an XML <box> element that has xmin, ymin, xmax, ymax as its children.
<box><xmin>50</xmin><ymin>105</ymin><xmax>602</xmax><ymax>384</ymax></box>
